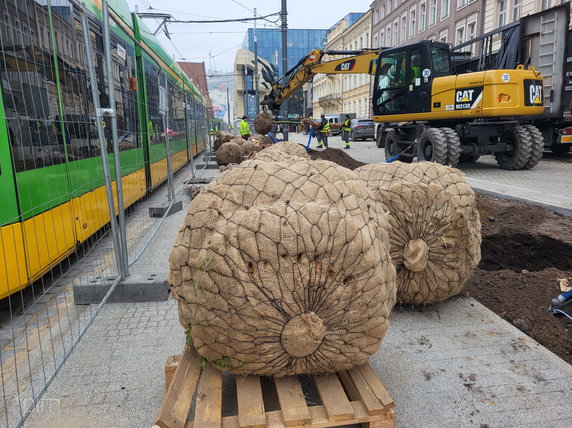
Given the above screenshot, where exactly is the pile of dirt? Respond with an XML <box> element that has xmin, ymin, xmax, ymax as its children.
<box><xmin>466</xmin><ymin>195</ymin><xmax>572</xmax><ymax>364</ymax></box>
<box><xmin>307</xmin><ymin>147</ymin><xmax>366</xmax><ymax>170</ymax></box>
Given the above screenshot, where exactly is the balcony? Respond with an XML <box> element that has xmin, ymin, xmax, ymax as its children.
<box><xmin>318</xmin><ymin>94</ymin><xmax>342</xmax><ymax>104</ymax></box>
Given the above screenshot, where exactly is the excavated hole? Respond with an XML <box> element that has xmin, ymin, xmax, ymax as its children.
<box><xmin>479</xmin><ymin>233</ymin><xmax>572</xmax><ymax>272</ymax></box>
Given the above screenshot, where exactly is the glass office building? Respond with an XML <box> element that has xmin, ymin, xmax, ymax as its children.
<box><xmin>242</xmin><ymin>28</ymin><xmax>328</xmax><ymax>119</ymax></box>
<box><xmin>242</xmin><ymin>29</ymin><xmax>328</xmax><ymax>76</ymax></box>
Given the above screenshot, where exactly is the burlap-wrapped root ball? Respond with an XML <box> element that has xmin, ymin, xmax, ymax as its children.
<box><xmin>169</xmin><ymin>158</ymin><xmax>397</xmax><ymax>376</ymax></box>
<box><xmin>250</xmin><ymin>134</ymin><xmax>274</xmax><ymax>146</ymax></box>
<box><xmin>247</xmin><ymin>137</ymin><xmax>265</xmax><ymax>150</ymax></box>
<box><xmin>254</xmin><ymin>112</ymin><xmax>274</xmax><ymax>135</ymax></box>
<box><xmin>258</xmin><ymin>141</ymin><xmax>310</xmax><ymax>159</ymax></box>
<box><xmin>253</xmin><ymin>150</ymin><xmax>302</xmax><ymax>163</ymax></box>
<box><xmin>241</xmin><ymin>141</ymin><xmax>263</xmax><ymax>158</ymax></box>
<box><xmin>230</xmin><ymin>137</ymin><xmax>246</xmax><ymax>146</ymax></box>
<box><xmin>215</xmin><ymin>142</ymin><xmax>244</xmax><ymax>165</ymax></box>
<box><xmin>213</xmin><ymin>132</ymin><xmax>233</xmax><ymax>151</ymax></box>
<box><xmin>356</xmin><ymin>162</ymin><xmax>481</xmax><ymax>304</ymax></box>
<box><xmin>300</xmin><ymin>118</ymin><xmax>320</xmax><ymax>131</ymax></box>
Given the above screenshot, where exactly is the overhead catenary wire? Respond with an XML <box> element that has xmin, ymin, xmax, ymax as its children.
<box><xmin>137</xmin><ymin>12</ymin><xmax>281</xmax><ymax>25</ymax></box>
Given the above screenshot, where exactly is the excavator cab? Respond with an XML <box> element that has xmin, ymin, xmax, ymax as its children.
<box><xmin>373</xmin><ymin>40</ymin><xmax>452</xmax><ymax>117</ymax></box>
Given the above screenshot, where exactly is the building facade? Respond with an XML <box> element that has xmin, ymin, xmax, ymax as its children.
<box><xmin>370</xmin><ymin>0</ymin><xmax>485</xmax><ymax>53</ymax></box>
<box><xmin>482</xmin><ymin>0</ymin><xmax>564</xmax><ymax>37</ymax></box>
<box><xmin>313</xmin><ymin>13</ymin><xmax>373</xmax><ymax>118</ymax></box>
<box><xmin>177</xmin><ymin>61</ymin><xmax>213</xmax><ymax>111</ymax></box>
<box><xmin>242</xmin><ymin>28</ymin><xmax>328</xmax><ymax>76</ymax></box>
<box><xmin>233</xmin><ymin>49</ymin><xmax>276</xmax><ymax>119</ymax></box>
<box><xmin>343</xmin><ymin>11</ymin><xmax>374</xmax><ymax>118</ymax></box>
<box><xmin>240</xmin><ymin>28</ymin><xmax>328</xmax><ymax>119</ymax></box>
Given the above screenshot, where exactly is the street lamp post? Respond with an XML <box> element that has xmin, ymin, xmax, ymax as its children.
<box><xmin>226</xmin><ymin>86</ymin><xmax>231</xmax><ymax>127</ymax></box>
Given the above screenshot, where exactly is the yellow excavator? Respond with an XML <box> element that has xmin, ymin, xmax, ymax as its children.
<box><xmin>262</xmin><ymin>40</ymin><xmax>545</xmax><ymax>169</ymax></box>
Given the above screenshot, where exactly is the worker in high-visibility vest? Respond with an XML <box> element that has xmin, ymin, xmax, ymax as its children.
<box><xmin>316</xmin><ymin>114</ymin><xmax>330</xmax><ymax>148</ymax></box>
<box><xmin>239</xmin><ymin>115</ymin><xmax>250</xmax><ymax>139</ymax></box>
<box><xmin>342</xmin><ymin>114</ymin><xmax>351</xmax><ymax>149</ymax></box>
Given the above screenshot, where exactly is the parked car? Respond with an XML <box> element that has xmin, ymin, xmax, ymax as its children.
<box><xmin>351</xmin><ymin>119</ymin><xmax>375</xmax><ymax>141</ymax></box>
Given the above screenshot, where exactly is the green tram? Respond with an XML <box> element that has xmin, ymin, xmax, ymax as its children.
<box><xmin>0</xmin><ymin>0</ymin><xmax>209</xmax><ymax>299</ymax></box>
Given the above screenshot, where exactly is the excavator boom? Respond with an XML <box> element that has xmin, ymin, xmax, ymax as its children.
<box><xmin>262</xmin><ymin>49</ymin><xmax>380</xmax><ymax>112</ymax></box>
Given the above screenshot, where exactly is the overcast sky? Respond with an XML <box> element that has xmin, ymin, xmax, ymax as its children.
<box><xmin>125</xmin><ymin>0</ymin><xmax>374</xmax><ymax>73</ymax></box>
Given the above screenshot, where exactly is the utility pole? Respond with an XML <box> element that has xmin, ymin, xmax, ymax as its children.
<box><xmin>281</xmin><ymin>0</ymin><xmax>288</xmax><ymax>120</ymax></box>
<box><xmin>254</xmin><ymin>8</ymin><xmax>259</xmax><ymax>113</ymax></box>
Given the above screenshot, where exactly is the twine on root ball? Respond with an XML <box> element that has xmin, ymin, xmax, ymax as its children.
<box><xmin>169</xmin><ymin>157</ymin><xmax>397</xmax><ymax>376</ymax></box>
<box><xmin>356</xmin><ymin>161</ymin><xmax>481</xmax><ymax>305</ymax></box>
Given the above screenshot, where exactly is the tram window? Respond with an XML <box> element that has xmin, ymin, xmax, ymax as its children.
<box><xmin>169</xmin><ymin>82</ymin><xmax>186</xmax><ymax>142</ymax></box>
<box><xmin>0</xmin><ymin>0</ymin><xmax>67</xmax><ymax>171</ymax></box>
<box><xmin>110</xmin><ymin>40</ymin><xmax>140</xmax><ymax>151</ymax></box>
<box><xmin>145</xmin><ymin>60</ymin><xmax>163</xmax><ymax>145</ymax></box>
<box><xmin>56</xmin><ymin>9</ymin><xmax>101</xmax><ymax>161</ymax></box>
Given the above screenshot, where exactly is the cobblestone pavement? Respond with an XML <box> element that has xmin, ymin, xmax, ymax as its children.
<box><xmin>289</xmin><ymin>133</ymin><xmax>572</xmax><ymax>214</ymax></box>
<box><xmin>22</xmin><ymin>143</ymin><xmax>572</xmax><ymax>427</ymax></box>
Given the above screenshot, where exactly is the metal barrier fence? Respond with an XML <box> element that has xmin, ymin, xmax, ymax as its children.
<box><xmin>0</xmin><ymin>1</ymin><xmax>214</xmax><ymax>426</ymax></box>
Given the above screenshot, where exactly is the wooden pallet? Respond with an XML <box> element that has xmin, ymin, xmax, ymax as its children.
<box><xmin>153</xmin><ymin>347</ymin><xmax>395</xmax><ymax>428</ymax></box>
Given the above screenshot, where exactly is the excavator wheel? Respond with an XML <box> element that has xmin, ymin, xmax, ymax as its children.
<box><xmin>494</xmin><ymin>125</ymin><xmax>532</xmax><ymax>170</ymax></box>
<box><xmin>522</xmin><ymin>125</ymin><xmax>544</xmax><ymax>169</ymax></box>
<box><xmin>417</xmin><ymin>128</ymin><xmax>448</xmax><ymax>165</ymax></box>
<box><xmin>385</xmin><ymin>131</ymin><xmax>413</xmax><ymax>163</ymax></box>
<box><xmin>440</xmin><ymin>127</ymin><xmax>461</xmax><ymax>167</ymax></box>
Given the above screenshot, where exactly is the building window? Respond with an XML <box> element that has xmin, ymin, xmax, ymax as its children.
<box><xmin>392</xmin><ymin>0</ymin><xmax>399</xmax><ymax>12</ymax></box>
<box><xmin>374</xmin><ymin>34</ymin><xmax>378</xmax><ymax>48</ymax></box>
<box><xmin>541</xmin><ymin>0</ymin><xmax>552</xmax><ymax>9</ymax></box>
<box><xmin>430</xmin><ymin>0</ymin><xmax>438</xmax><ymax>27</ymax></box>
<box><xmin>410</xmin><ymin>8</ymin><xmax>416</xmax><ymax>38</ymax></box>
<box><xmin>467</xmin><ymin>13</ymin><xmax>478</xmax><ymax>44</ymax></box>
<box><xmin>375</xmin><ymin>9</ymin><xmax>379</xmax><ymax>24</ymax></box>
<box><xmin>498</xmin><ymin>0</ymin><xmax>507</xmax><ymax>27</ymax></box>
<box><xmin>401</xmin><ymin>14</ymin><xmax>407</xmax><ymax>43</ymax></box>
<box><xmin>441</xmin><ymin>0</ymin><xmax>450</xmax><ymax>20</ymax></box>
<box><xmin>439</xmin><ymin>29</ymin><xmax>448</xmax><ymax>43</ymax></box>
<box><xmin>513</xmin><ymin>0</ymin><xmax>521</xmax><ymax>22</ymax></box>
<box><xmin>386</xmin><ymin>25</ymin><xmax>392</xmax><ymax>45</ymax></box>
<box><xmin>381</xmin><ymin>2</ymin><xmax>386</xmax><ymax>19</ymax></box>
<box><xmin>458</xmin><ymin>0</ymin><xmax>466</xmax><ymax>9</ymax></box>
<box><xmin>393</xmin><ymin>19</ymin><xmax>399</xmax><ymax>46</ymax></box>
<box><xmin>380</xmin><ymin>30</ymin><xmax>384</xmax><ymax>47</ymax></box>
<box><xmin>455</xmin><ymin>23</ymin><xmax>465</xmax><ymax>45</ymax></box>
<box><xmin>419</xmin><ymin>2</ymin><xmax>426</xmax><ymax>32</ymax></box>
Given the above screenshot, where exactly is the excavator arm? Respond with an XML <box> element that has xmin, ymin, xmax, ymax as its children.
<box><xmin>262</xmin><ymin>49</ymin><xmax>381</xmax><ymax>112</ymax></box>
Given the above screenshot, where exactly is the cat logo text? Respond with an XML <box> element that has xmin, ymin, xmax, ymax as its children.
<box><xmin>454</xmin><ymin>87</ymin><xmax>483</xmax><ymax>110</ymax></box>
<box><xmin>524</xmin><ymin>80</ymin><xmax>543</xmax><ymax>106</ymax></box>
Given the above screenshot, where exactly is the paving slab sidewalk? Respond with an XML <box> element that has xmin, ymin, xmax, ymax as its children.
<box><xmin>24</xmin><ymin>146</ymin><xmax>572</xmax><ymax>428</ymax></box>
